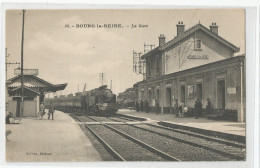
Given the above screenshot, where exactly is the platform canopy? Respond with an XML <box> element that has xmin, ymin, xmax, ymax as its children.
<box><xmin>7</xmin><ymin>75</ymin><xmax>67</xmax><ymax>96</ymax></box>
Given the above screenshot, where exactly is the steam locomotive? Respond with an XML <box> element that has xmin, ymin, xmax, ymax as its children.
<box><xmin>45</xmin><ymin>85</ymin><xmax>118</xmax><ymax>116</ymax></box>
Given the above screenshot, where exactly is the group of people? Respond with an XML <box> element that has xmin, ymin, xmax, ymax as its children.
<box><xmin>38</xmin><ymin>102</ymin><xmax>55</xmax><ymax>120</ymax></box>
<box><xmin>135</xmin><ymin>97</ymin><xmax>212</xmax><ymax>119</ymax></box>
<box><xmin>173</xmin><ymin>99</ymin><xmax>187</xmax><ymax>118</ymax></box>
<box><xmin>5</xmin><ymin>102</ymin><xmax>55</xmax><ymax>124</ymax></box>
<box><xmin>135</xmin><ymin>97</ymin><xmax>160</xmax><ymax>114</ymax></box>
<box><xmin>174</xmin><ymin>98</ymin><xmax>212</xmax><ymax>119</ymax></box>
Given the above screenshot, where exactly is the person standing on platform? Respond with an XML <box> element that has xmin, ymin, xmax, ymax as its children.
<box><xmin>136</xmin><ymin>100</ymin><xmax>139</xmax><ymax>112</ymax></box>
<box><xmin>48</xmin><ymin>102</ymin><xmax>55</xmax><ymax>120</ymax></box>
<box><xmin>155</xmin><ymin>99</ymin><xmax>159</xmax><ymax>115</ymax></box>
<box><xmin>174</xmin><ymin>99</ymin><xmax>179</xmax><ymax>116</ymax></box>
<box><xmin>40</xmin><ymin>102</ymin><xmax>45</xmax><ymax>119</ymax></box>
<box><xmin>198</xmin><ymin>99</ymin><xmax>203</xmax><ymax>117</ymax></box>
<box><xmin>179</xmin><ymin>100</ymin><xmax>184</xmax><ymax>118</ymax></box>
<box><xmin>194</xmin><ymin>99</ymin><xmax>199</xmax><ymax>119</ymax></box>
<box><xmin>206</xmin><ymin>98</ymin><xmax>212</xmax><ymax>114</ymax></box>
<box><xmin>151</xmin><ymin>97</ymin><xmax>155</xmax><ymax>113</ymax></box>
<box><xmin>140</xmin><ymin>100</ymin><xmax>143</xmax><ymax>112</ymax></box>
<box><xmin>145</xmin><ymin>100</ymin><xmax>149</xmax><ymax>113</ymax></box>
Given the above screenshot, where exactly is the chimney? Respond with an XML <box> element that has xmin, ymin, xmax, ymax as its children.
<box><xmin>158</xmin><ymin>34</ymin><xmax>166</xmax><ymax>46</ymax></box>
<box><xmin>209</xmin><ymin>22</ymin><xmax>218</xmax><ymax>35</ymax></box>
<box><xmin>176</xmin><ymin>21</ymin><xmax>185</xmax><ymax>36</ymax></box>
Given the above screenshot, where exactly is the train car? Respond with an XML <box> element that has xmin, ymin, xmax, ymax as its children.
<box><xmin>117</xmin><ymin>87</ymin><xmax>137</xmax><ymax>109</ymax></box>
<box><xmin>44</xmin><ymin>85</ymin><xmax>117</xmax><ymax>116</ymax></box>
<box><xmin>81</xmin><ymin>85</ymin><xmax>118</xmax><ymax>115</ymax></box>
<box><xmin>44</xmin><ymin>97</ymin><xmax>52</xmax><ymax>109</ymax></box>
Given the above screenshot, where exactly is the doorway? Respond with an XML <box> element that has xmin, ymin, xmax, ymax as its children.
<box><xmin>148</xmin><ymin>90</ymin><xmax>152</xmax><ymax>106</ymax></box>
<box><xmin>180</xmin><ymin>85</ymin><xmax>185</xmax><ymax>103</ymax></box>
<box><xmin>217</xmin><ymin>80</ymin><xmax>225</xmax><ymax>109</ymax></box>
<box><xmin>166</xmin><ymin>88</ymin><xmax>171</xmax><ymax>107</ymax></box>
<box><xmin>156</xmin><ymin>89</ymin><xmax>160</xmax><ymax>102</ymax></box>
<box><xmin>196</xmin><ymin>83</ymin><xmax>203</xmax><ymax>100</ymax></box>
<box><xmin>16</xmin><ymin>98</ymin><xmax>21</xmax><ymax>117</ymax></box>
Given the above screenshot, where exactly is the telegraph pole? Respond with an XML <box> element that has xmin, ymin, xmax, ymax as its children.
<box><xmin>20</xmin><ymin>9</ymin><xmax>26</xmax><ymax>117</ymax></box>
<box><xmin>6</xmin><ymin>48</ymin><xmax>20</xmax><ymax>81</ymax></box>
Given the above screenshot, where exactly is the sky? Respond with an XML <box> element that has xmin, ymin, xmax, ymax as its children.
<box><xmin>5</xmin><ymin>9</ymin><xmax>245</xmax><ymax>97</ymax></box>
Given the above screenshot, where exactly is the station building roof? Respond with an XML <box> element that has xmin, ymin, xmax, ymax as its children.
<box><xmin>141</xmin><ymin>23</ymin><xmax>240</xmax><ymax>59</ymax></box>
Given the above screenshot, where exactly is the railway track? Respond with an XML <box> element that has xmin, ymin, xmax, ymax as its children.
<box><xmin>107</xmin><ymin>117</ymin><xmax>245</xmax><ymax>149</ymax></box>
<box><xmin>70</xmin><ymin>113</ymin><xmax>180</xmax><ymax>161</ymax></box>
<box><xmin>71</xmin><ymin>113</ymin><xmax>246</xmax><ymax>161</ymax></box>
<box><xmin>73</xmin><ymin>113</ymin><xmax>131</xmax><ymax>123</ymax></box>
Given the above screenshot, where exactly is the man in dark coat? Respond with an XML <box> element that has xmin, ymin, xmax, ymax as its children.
<box><xmin>194</xmin><ymin>99</ymin><xmax>199</xmax><ymax>119</ymax></box>
<box><xmin>174</xmin><ymin>99</ymin><xmax>179</xmax><ymax>116</ymax></box>
<box><xmin>155</xmin><ymin>99</ymin><xmax>159</xmax><ymax>115</ymax></box>
<box><xmin>198</xmin><ymin>99</ymin><xmax>202</xmax><ymax>117</ymax></box>
<box><xmin>145</xmin><ymin>100</ymin><xmax>149</xmax><ymax>113</ymax></box>
<box><xmin>48</xmin><ymin>102</ymin><xmax>55</xmax><ymax>120</ymax></box>
<box><xmin>206</xmin><ymin>98</ymin><xmax>212</xmax><ymax>114</ymax></box>
<box><xmin>136</xmin><ymin>101</ymin><xmax>139</xmax><ymax>112</ymax></box>
<box><xmin>140</xmin><ymin>100</ymin><xmax>143</xmax><ymax>112</ymax></box>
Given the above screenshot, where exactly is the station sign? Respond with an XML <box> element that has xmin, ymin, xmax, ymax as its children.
<box><xmin>14</xmin><ymin>68</ymin><xmax>38</xmax><ymax>76</ymax></box>
<box><xmin>227</xmin><ymin>87</ymin><xmax>237</xmax><ymax>94</ymax></box>
<box><xmin>187</xmin><ymin>55</ymin><xmax>208</xmax><ymax>59</ymax></box>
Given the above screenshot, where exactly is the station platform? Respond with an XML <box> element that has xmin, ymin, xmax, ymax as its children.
<box><xmin>5</xmin><ymin>110</ymin><xmax>102</xmax><ymax>162</ymax></box>
<box><xmin>118</xmin><ymin>109</ymin><xmax>246</xmax><ymax>137</ymax></box>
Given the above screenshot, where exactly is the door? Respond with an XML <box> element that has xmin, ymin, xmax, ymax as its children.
<box><xmin>23</xmin><ymin>100</ymin><xmax>37</xmax><ymax>117</ymax></box>
<box><xmin>217</xmin><ymin>80</ymin><xmax>225</xmax><ymax>109</ymax></box>
<box><xmin>148</xmin><ymin>90</ymin><xmax>152</xmax><ymax>106</ymax></box>
<box><xmin>180</xmin><ymin>85</ymin><xmax>185</xmax><ymax>103</ymax></box>
<box><xmin>166</xmin><ymin>88</ymin><xmax>171</xmax><ymax>107</ymax></box>
<box><xmin>196</xmin><ymin>83</ymin><xmax>203</xmax><ymax>100</ymax></box>
<box><xmin>156</xmin><ymin>89</ymin><xmax>160</xmax><ymax>102</ymax></box>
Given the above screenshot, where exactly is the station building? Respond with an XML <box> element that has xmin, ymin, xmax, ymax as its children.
<box><xmin>135</xmin><ymin>22</ymin><xmax>245</xmax><ymax>122</ymax></box>
<box><xmin>6</xmin><ymin>69</ymin><xmax>67</xmax><ymax>117</ymax></box>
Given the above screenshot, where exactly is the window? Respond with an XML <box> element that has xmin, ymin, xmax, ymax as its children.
<box><xmin>195</xmin><ymin>40</ymin><xmax>202</xmax><ymax>50</ymax></box>
<box><xmin>147</xmin><ymin>61</ymin><xmax>151</xmax><ymax>77</ymax></box>
<box><xmin>156</xmin><ymin>56</ymin><xmax>160</xmax><ymax>73</ymax></box>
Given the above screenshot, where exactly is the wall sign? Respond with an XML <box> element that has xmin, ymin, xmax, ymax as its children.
<box><xmin>187</xmin><ymin>55</ymin><xmax>208</xmax><ymax>59</ymax></box>
<box><xmin>14</xmin><ymin>68</ymin><xmax>38</xmax><ymax>76</ymax></box>
<box><xmin>227</xmin><ymin>87</ymin><xmax>236</xmax><ymax>94</ymax></box>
